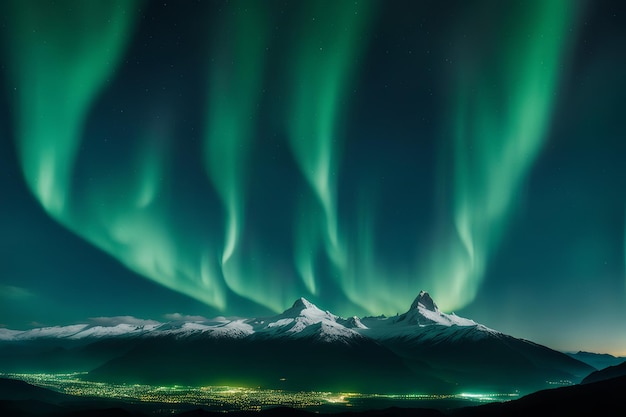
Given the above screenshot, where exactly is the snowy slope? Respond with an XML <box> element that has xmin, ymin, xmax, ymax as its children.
<box><xmin>250</xmin><ymin>297</ymin><xmax>362</xmax><ymax>342</ymax></box>
<box><xmin>360</xmin><ymin>290</ymin><xmax>498</xmax><ymax>341</ymax></box>
<box><xmin>70</xmin><ymin>323</ymin><xmax>159</xmax><ymax>339</ymax></box>
<box><xmin>0</xmin><ymin>324</ymin><xmax>89</xmax><ymax>341</ymax></box>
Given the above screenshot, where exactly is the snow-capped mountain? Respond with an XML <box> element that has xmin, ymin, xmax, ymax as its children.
<box><xmin>0</xmin><ymin>291</ymin><xmax>595</xmax><ymax>395</ymax></box>
<box><xmin>0</xmin><ymin>291</ymin><xmax>492</xmax><ymax>342</ymax></box>
<box><xmin>0</xmin><ymin>297</ymin><xmax>362</xmax><ymax>342</ymax></box>
<box><xmin>360</xmin><ymin>290</ymin><xmax>497</xmax><ymax>341</ymax></box>
<box><xmin>250</xmin><ymin>297</ymin><xmax>362</xmax><ymax>342</ymax></box>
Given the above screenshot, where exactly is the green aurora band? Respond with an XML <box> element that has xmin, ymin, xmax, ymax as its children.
<box><xmin>203</xmin><ymin>1</ymin><xmax>273</xmax><ymax>309</ymax></box>
<box><xmin>286</xmin><ymin>0</ymin><xmax>374</xmax><ymax>299</ymax></box>
<box><xmin>3</xmin><ymin>0</ymin><xmax>137</xmax><ymax>217</ymax></box>
<box><xmin>425</xmin><ymin>0</ymin><xmax>580</xmax><ymax>311</ymax></box>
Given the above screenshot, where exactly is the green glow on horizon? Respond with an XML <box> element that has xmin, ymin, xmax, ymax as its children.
<box><xmin>427</xmin><ymin>0</ymin><xmax>578</xmax><ymax>311</ymax></box>
<box><xmin>287</xmin><ymin>0</ymin><xmax>374</xmax><ymax>298</ymax></box>
<box><xmin>294</xmin><ymin>195</ymin><xmax>322</xmax><ymax>296</ymax></box>
<box><xmin>341</xmin><ymin>187</ymin><xmax>416</xmax><ymax>315</ymax></box>
<box><xmin>203</xmin><ymin>1</ymin><xmax>272</xmax><ymax>308</ymax></box>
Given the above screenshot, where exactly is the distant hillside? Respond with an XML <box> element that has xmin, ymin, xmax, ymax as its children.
<box><xmin>581</xmin><ymin>360</ymin><xmax>626</xmax><ymax>384</ymax></box>
<box><xmin>566</xmin><ymin>351</ymin><xmax>625</xmax><ymax>370</ymax></box>
<box><xmin>0</xmin><ymin>378</ymin><xmax>71</xmax><ymax>403</ymax></box>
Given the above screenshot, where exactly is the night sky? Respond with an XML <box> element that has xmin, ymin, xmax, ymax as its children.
<box><xmin>1</xmin><ymin>0</ymin><xmax>625</xmax><ymax>355</ymax></box>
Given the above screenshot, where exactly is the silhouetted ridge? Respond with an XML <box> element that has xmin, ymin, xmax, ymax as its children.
<box><xmin>0</xmin><ymin>378</ymin><xmax>73</xmax><ymax>403</ymax></box>
<box><xmin>582</xmin><ymin>360</ymin><xmax>626</xmax><ymax>384</ymax></box>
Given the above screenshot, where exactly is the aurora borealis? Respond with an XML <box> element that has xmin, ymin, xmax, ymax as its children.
<box><xmin>427</xmin><ymin>0</ymin><xmax>577</xmax><ymax>309</ymax></box>
<box><xmin>1</xmin><ymin>0</ymin><xmax>625</xmax><ymax>355</ymax></box>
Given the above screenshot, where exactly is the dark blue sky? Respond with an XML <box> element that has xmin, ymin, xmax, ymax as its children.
<box><xmin>1</xmin><ymin>0</ymin><xmax>625</xmax><ymax>355</ymax></box>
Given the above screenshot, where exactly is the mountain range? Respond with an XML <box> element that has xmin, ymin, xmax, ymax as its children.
<box><xmin>0</xmin><ymin>291</ymin><xmax>594</xmax><ymax>395</ymax></box>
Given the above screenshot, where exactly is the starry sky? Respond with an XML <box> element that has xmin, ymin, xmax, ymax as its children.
<box><xmin>1</xmin><ymin>0</ymin><xmax>625</xmax><ymax>355</ymax></box>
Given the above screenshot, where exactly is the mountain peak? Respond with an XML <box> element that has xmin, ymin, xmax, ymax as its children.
<box><xmin>276</xmin><ymin>297</ymin><xmax>330</xmax><ymax>320</ymax></box>
<box><xmin>410</xmin><ymin>290</ymin><xmax>438</xmax><ymax>312</ymax></box>
<box><xmin>291</xmin><ymin>297</ymin><xmax>316</xmax><ymax>310</ymax></box>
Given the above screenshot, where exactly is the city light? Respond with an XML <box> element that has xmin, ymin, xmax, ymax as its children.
<box><xmin>1</xmin><ymin>372</ymin><xmax>519</xmax><ymax>412</ymax></box>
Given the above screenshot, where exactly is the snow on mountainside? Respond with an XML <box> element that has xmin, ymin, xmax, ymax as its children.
<box><xmin>360</xmin><ymin>290</ymin><xmax>498</xmax><ymax>340</ymax></box>
<box><xmin>0</xmin><ymin>291</ymin><xmax>494</xmax><ymax>343</ymax></box>
<box><xmin>252</xmin><ymin>297</ymin><xmax>362</xmax><ymax>342</ymax></box>
<box><xmin>0</xmin><ymin>328</ymin><xmax>22</xmax><ymax>341</ymax></box>
<box><xmin>176</xmin><ymin>320</ymin><xmax>254</xmax><ymax>338</ymax></box>
<box><xmin>0</xmin><ymin>324</ymin><xmax>89</xmax><ymax>341</ymax></box>
<box><xmin>403</xmin><ymin>290</ymin><xmax>480</xmax><ymax>327</ymax></box>
<box><xmin>70</xmin><ymin>323</ymin><xmax>160</xmax><ymax>339</ymax></box>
